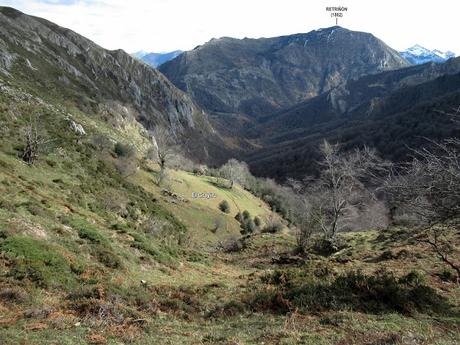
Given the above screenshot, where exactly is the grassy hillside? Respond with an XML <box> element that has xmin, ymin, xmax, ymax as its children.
<box><xmin>0</xmin><ymin>79</ymin><xmax>459</xmax><ymax>345</ymax></box>
<box><xmin>130</xmin><ymin>168</ymin><xmax>279</xmax><ymax>244</ymax></box>
<box><xmin>0</xmin><ymin>76</ymin><xmax>276</xmax><ymax>343</ymax></box>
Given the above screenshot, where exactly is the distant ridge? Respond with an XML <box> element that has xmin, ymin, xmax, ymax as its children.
<box><xmin>400</xmin><ymin>44</ymin><xmax>455</xmax><ymax>65</ymax></box>
<box><xmin>133</xmin><ymin>50</ymin><xmax>183</xmax><ymax>67</ymax></box>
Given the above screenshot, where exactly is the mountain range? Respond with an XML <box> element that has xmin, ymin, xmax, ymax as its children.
<box><xmin>400</xmin><ymin>44</ymin><xmax>456</xmax><ymax>65</ymax></box>
<box><xmin>156</xmin><ymin>28</ymin><xmax>459</xmax><ymax>179</ymax></box>
<box><xmin>1</xmin><ymin>6</ymin><xmax>459</xmax><ymax>181</ymax></box>
<box><xmin>247</xmin><ymin>58</ymin><xmax>460</xmax><ymax>178</ymax></box>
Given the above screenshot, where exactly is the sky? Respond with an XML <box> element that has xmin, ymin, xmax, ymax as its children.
<box><xmin>1</xmin><ymin>0</ymin><xmax>459</xmax><ymax>55</ymax></box>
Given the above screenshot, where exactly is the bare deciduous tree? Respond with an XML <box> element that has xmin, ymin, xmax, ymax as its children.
<box><xmin>21</xmin><ymin>114</ymin><xmax>51</xmax><ymax>165</ymax></box>
<box><xmin>434</xmin><ymin>105</ymin><xmax>460</xmax><ymax>125</ymax></box>
<box><xmin>313</xmin><ymin>141</ymin><xmax>386</xmax><ymax>243</ymax></box>
<box><xmin>219</xmin><ymin>159</ymin><xmax>251</xmax><ymax>189</ymax></box>
<box><xmin>289</xmin><ymin>141</ymin><xmax>388</xmax><ymax>252</ymax></box>
<box><xmin>418</xmin><ymin>227</ymin><xmax>460</xmax><ymax>281</ymax></box>
<box><xmin>211</xmin><ymin>217</ymin><xmax>226</xmax><ymax>233</ymax></box>
<box><xmin>384</xmin><ymin>139</ymin><xmax>460</xmax><ymax>225</ymax></box>
<box><xmin>147</xmin><ymin>127</ymin><xmax>177</xmax><ymax>186</ymax></box>
<box><xmin>384</xmin><ymin>138</ymin><xmax>460</xmax><ymax>280</ymax></box>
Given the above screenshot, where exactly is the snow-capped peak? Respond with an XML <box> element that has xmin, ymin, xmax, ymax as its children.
<box><xmin>432</xmin><ymin>49</ymin><xmax>456</xmax><ymax>60</ymax></box>
<box><xmin>400</xmin><ymin>45</ymin><xmax>456</xmax><ymax>65</ymax></box>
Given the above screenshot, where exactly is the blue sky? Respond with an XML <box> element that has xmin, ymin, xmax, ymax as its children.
<box><xmin>1</xmin><ymin>0</ymin><xmax>458</xmax><ymax>55</ymax></box>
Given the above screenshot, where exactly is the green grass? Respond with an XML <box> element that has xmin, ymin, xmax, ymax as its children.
<box><xmin>1</xmin><ymin>311</ymin><xmax>459</xmax><ymax>345</ymax></box>
<box><xmin>129</xmin><ymin>168</ymin><xmax>285</xmax><ymax>245</ymax></box>
<box><xmin>0</xmin><ymin>235</ymin><xmax>78</xmax><ymax>289</ymax></box>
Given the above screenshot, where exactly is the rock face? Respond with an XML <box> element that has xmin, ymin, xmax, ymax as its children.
<box><xmin>159</xmin><ymin>26</ymin><xmax>410</xmax><ymax>118</ymax></box>
<box><xmin>0</xmin><ymin>6</ymin><xmax>226</xmax><ymax>163</ymax></box>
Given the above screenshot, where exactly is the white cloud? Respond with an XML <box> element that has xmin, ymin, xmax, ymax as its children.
<box><xmin>2</xmin><ymin>0</ymin><xmax>459</xmax><ymax>55</ymax></box>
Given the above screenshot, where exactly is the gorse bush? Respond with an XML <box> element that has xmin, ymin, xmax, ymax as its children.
<box><xmin>250</xmin><ymin>269</ymin><xmax>450</xmax><ymax>315</ymax></box>
<box><xmin>0</xmin><ymin>286</ymin><xmax>28</xmax><ymax>305</ymax></box>
<box><xmin>218</xmin><ymin>200</ymin><xmax>230</xmax><ymax>213</ymax></box>
<box><xmin>437</xmin><ymin>269</ymin><xmax>457</xmax><ymax>282</ymax></box>
<box><xmin>66</xmin><ymin>218</ymin><xmax>122</xmax><ymax>269</ymax></box>
<box><xmin>94</xmin><ymin>246</ymin><xmax>122</xmax><ymax>269</ymax></box>
<box><xmin>114</xmin><ymin>142</ymin><xmax>135</xmax><ymax>158</ymax></box>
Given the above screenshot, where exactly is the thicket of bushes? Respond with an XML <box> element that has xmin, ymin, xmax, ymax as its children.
<box><xmin>249</xmin><ymin>268</ymin><xmax>450</xmax><ymax>315</ymax></box>
<box><xmin>235</xmin><ymin>210</ymin><xmax>260</xmax><ymax>234</ymax></box>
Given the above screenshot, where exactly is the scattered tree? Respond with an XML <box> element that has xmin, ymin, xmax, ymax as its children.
<box><xmin>114</xmin><ymin>156</ymin><xmax>138</xmax><ymax>178</ymax></box>
<box><xmin>168</xmin><ymin>153</ymin><xmax>196</xmax><ymax>172</ymax></box>
<box><xmin>261</xmin><ymin>214</ymin><xmax>284</xmax><ymax>234</ymax></box>
<box><xmin>289</xmin><ymin>141</ymin><xmax>387</xmax><ymax>251</ymax></box>
<box><xmin>418</xmin><ymin>227</ymin><xmax>460</xmax><ymax>281</ymax></box>
<box><xmin>235</xmin><ymin>210</ymin><xmax>259</xmax><ymax>235</ymax></box>
<box><xmin>384</xmin><ymin>139</ymin><xmax>460</xmax><ymax>226</ymax></box>
<box><xmin>113</xmin><ymin>141</ymin><xmax>138</xmax><ymax>178</ymax></box>
<box><xmin>211</xmin><ymin>217</ymin><xmax>226</xmax><ymax>233</ymax></box>
<box><xmin>21</xmin><ymin>114</ymin><xmax>50</xmax><ymax>165</ymax></box>
<box><xmin>219</xmin><ymin>159</ymin><xmax>251</xmax><ymax>189</ymax></box>
<box><xmin>235</xmin><ymin>212</ymin><xmax>244</xmax><ymax>223</ymax></box>
<box><xmin>92</xmin><ymin>134</ymin><xmax>112</xmax><ymax>152</ymax></box>
<box><xmin>284</xmin><ymin>181</ymin><xmax>316</xmax><ymax>252</ymax></box>
<box><xmin>146</xmin><ymin>127</ymin><xmax>178</xmax><ymax>186</ymax></box>
<box><xmin>240</xmin><ymin>218</ymin><xmax>256</xmax><ymax>235</ymax></box>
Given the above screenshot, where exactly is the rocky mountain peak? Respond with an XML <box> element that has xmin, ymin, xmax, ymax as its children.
<box><xmin>159</xmin><ymin>27</ymin><xmax>409</xmax><ymax>119</ymax></box>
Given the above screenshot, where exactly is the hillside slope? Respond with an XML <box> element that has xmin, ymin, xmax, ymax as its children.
<box><xmin>0</xmin><ymin>76</ymin><xmax>286</xmax><ymax>342</ymax></box>
<box><xmin>0</xmin><ymin>9</ymin><xmax>459</xmax><ymax>344</ymax></box>
<box><xmin>0</xmin><ymin>6</ymin><xmax>228</xmax><ymax>163</ymax></box>
<box><xmin>0</xmin><ymin>80</ymin><xmax>459</xmax><ymax>344</ymax></box>
<box><xmin>247</xmin><ymin>59</ymin><xmax>460</xmax><ymax>179</ymax></box>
